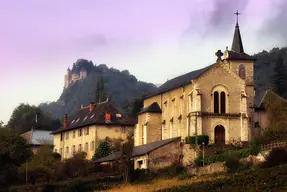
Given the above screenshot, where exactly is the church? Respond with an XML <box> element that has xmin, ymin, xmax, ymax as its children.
<box><xmin>94</xmin><ymin>12</ymin><xmax>280</xmax><ymax>170</ymax></box>
<box><xmin>134</xmin><ymin>12</ymin><xmax>255</xmax><ymax>146</ymax></box>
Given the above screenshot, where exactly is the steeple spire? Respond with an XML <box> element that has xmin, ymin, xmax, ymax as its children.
<box><xmin>231</xmin><ymin>10</ymin><xmax>244</xmax><ymax>53</ymax></box>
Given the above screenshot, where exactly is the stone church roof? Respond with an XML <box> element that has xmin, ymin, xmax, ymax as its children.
<box><xmin>51</xmin><ymin>102</ymin><xmax>136</xmax><ymax>134</ymax></box>
<box><xmin>232</xmin><ymin>23</ymin><xmax>244</xmax><ymax>53</ymax></box>
<box><xmin>138</xmin><ymin>102</ymin><xmax>162</xmax><ymax>114</ymax></box>
<box><xmin>94</xmin><ymin>137</ymin><xmax>181</xmax><ymax>163</ymax></box>
<box><xmin>145</xmin><ymin>64</ymin><xmax>215</xmax><ymax>99</ymax></box>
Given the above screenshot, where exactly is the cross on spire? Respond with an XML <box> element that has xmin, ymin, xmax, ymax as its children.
<box><xmin>234</xmin><ymin>10</ymin><xmax>241</xmax><ymax>24</ymax></box>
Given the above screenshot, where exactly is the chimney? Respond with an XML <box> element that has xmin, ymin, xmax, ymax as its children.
<box><xmin>105</xmin><ymin>112</ymin><xmax>111</xmax><ymax>122</ymax></box>
<box><xmin>64</xmin><ymin>114</ymin><xmax>68</xmax><ymax>129</ymax></box>
<box><xmin>89</xmin><ymin>102</ymin><xmax>95</xmax><ymax>112</ymax></box>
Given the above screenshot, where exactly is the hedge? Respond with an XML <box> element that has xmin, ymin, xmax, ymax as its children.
<box><xmin>156</xmin><ymin>164</ymin><xmax>287</xmax><ymax>192</ymax></box>
<box><xmin>185</xmin><ymin>135</ymin><xmax>209</xmax><ymax>145</ymax></box>
<box><xmin>196</xmin><ymin>148</ymin><xmax>251</xmax><ymax>166</ymax></box>
<box><xmin>10</xmin><ymin>177</ymin><xmax>111</xmax><ymax>192</ymax></box>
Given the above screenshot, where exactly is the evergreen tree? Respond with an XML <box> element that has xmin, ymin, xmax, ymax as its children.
<box><xmin>272</xmin><ymin>54</ymin><xmax>287</xmax><ymax>98</ymax></box>
<box><xmin>93</xmin><ymin>137</ymin><xmax>112</xmax><ymax>160</ymax></box>
<box><xmin>95</xmin><ymin>81</ymin><xmax>100</xmax><ymax>103</ymax></box>
<box><xmin>95</xmin><ymin>76</ymin><xmax>106</xmax><ymax>103</ymax></box>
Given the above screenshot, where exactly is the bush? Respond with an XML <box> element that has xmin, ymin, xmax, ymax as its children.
<box><xmin>261</xmin><ymin>147</ymin><xmax>287</xmax><ymax>168</ymax></box>
<box><xmin>10</xmin><ymin>177</ymin><xmax>111</xmax><ymax>192</ymax></box>
<box><xmin>156</xmin><ymin>164</ymin><xmax>287</xmax><ymax>192</ymax></box>
<box><xmin>185</xmin><ymin>135</ymin><xmax>209</xmax><ymax>145</ymax></box>
<box><xmin>53</xmin><ymin>152</ymin><xmax>93</xmax><ymax>181</ymax></box>
<box><xmin>224</xmin><ymin>152</ymin><xmax>240</xmax><ymax>173</ymax></box>
<box><xmin>249</xmin><ymin>139</ymin><xmax>260</xmax><ymax>155</ymax></box>
<box><xmin>196</xmin><ymin>148</ymin><xmax>251</xmax><ymax>166</ymax></box>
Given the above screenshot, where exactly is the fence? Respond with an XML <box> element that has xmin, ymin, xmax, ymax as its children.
<box><xmin>260</xmin><ymin>141</ymin><xmax>287</xmax><ymax>151</ymax></box>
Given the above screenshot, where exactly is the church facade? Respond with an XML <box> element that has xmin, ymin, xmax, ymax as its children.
<box><xmin>135</xmin><ymin>19</ymin><xmax>256</xmax><ymax>146</ymax></box>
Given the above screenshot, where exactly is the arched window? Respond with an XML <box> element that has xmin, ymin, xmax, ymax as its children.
<box><xmin>220</xmin><ymin>92</ymin><xmax>226</xmax><ymax>113</ymax></box>
<box><xmin>214</xmin><ymin>91</ymin><xmax>219</xmax><ymax>113</ymax></box>
<box><xmin>239</xmin><ymin>64</ymin><xmax>246</xmax><ymax>79</ymax></box>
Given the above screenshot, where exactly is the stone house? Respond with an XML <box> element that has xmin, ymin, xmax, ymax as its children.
<box><xmin>254</xmin><ymin>89</ymin><xmax>287</xmax><ymax>137</ymax></box>
<box><xmin>51</xmin><ymin>101</ymin><xmax>136</xmax><ymax>160</ymax></box>
<box><xmin>94</xmin><ymin>137</ymin><xmax>181</xmax><ymax>171</ymax></box>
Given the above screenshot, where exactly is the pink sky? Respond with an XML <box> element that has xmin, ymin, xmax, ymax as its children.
<box><xmin>1</xmin><ymin>0</ymin><xmax>287</xmax><ymax>123</ymax></box>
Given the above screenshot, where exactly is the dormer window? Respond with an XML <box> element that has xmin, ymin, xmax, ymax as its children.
<box><xmin>105</xmin><ymin>112</ymin><xmax>111</xmax><ymax>123</ymax></box>
<box><xmin>83</xmin><ymin>116</ymin><xmax>88</xmax><ymax>121</ymax></box>
<box><xmin>76</xmin><ymin>118</ymin><xmax>80</xmax><ymax>123</ymax></box>
<box><xmin>90</xmin><ymin>114</ymin><xmax>95</xmax><ymax>119</ymax></box>
<box><xmin>71</xmin><ymin>120</ymin><xmax>75</xmax><ymax>124</ymax></box>
<box><xmin>116</xmin><ymin>113</ymin><xmax>122</xmax><ymax>118</ymax></box>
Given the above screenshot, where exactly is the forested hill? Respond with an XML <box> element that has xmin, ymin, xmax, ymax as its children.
<box><xmin>254</xmin><ymin>47</ymin><xmax>287</xmax><ymax>92</ymax></box>
<box><xmin>39</xmin><ymin>59</ymin><xmax>157</xmax><ymax>119</ymax></box>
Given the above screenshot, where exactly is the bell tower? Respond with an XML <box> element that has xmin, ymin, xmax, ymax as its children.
<box><xmin>223</xmin><ymin>10</ymin><xmax>257</xmax><ymax>140</ymax></box>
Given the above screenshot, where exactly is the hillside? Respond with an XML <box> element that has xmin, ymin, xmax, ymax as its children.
<box><xmin>39</xmin><ymin>59</ymin><xmax>157</xmax><ymax>119</ymax></box>
<box><xmin>254</xmin><ymin>47</ymin><xmax>287</xmax><ymax>91</ymax></box>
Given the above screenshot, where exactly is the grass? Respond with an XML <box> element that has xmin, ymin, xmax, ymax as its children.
<box><xmin>96</xmin><ymin>174</ymin><xmax>226</xmax><ymax>192</ymax></box>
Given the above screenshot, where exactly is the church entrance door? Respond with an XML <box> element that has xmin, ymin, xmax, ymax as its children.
<box><xmin>214</xmin><ymin>125</ymin><xmax>225</xmax><ymax>144</ymax></box>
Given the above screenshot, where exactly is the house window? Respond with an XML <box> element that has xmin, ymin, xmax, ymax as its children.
<box><xmin>214</xmin><ymin>91</ymin><xmax>227</xmax><ymax>114</ymax></box>
<box><xmin>188</xmin><ymin>94</ymin><xmax>193</xmax><ymax>113</ymax></box>
<box><xmin>180</xmin><ymin>96</ymin><xmax>183</xmax><ymax>115</ymax></box>
<box><xmin>170</xmin><ymin>122</ymin><xmax>173</xmax><ymax>138</ymax></box>
<box><xmin>85</xmin><ymin>127</ymin><xmax>89</xmax><ymax>135</ymax></box>
<box><xmin>172</xmin><ymin>98</ymin><xmax>175</xmax><ymax>117</ymax></box>
<box><xmin>72</xmin><ymin>145</ymin><xmax>75</xmax><ymax>155</ymax></box>
<box><xmin>91</xmin><ymin>141</ymin><xmax>95</xmax><ymax>151</ymax></box>
<box><xmin>78</xmin><ymin>129</ymin><xmax>82</xmax><ymax>137</ymax></box>
<box><xmin>239</xmin><ymin>64</ymin><xmax>246</xmax><ymax>79</ymax></box>
<box><xmin>73</xmin><ymin>131</ymin><xmax>76</xmax><ymax>138</ymax></box>
<box><xmin>220</xmin><ymin>92</ymin><xmax>226</xmax><ymax>114</ymax></box>
<box><xmin>85</xmin><ymin>142</ymin><xmax>88</xmax><ymax>152</ymax></box>
<box><xmin>66</xmin><ymin>147</ymin><xmax>69</xmax><ymax>156</ymax></box>
<box><xmin>122</xmin><ymin>126</ymin><xmax>126</xmax><ymax>134</ymax></box>
<box><xmin>214</xmin><ymin>91</ymin><xmax>219</xmax><ymax>113</ymax></box>
<box><xmin>60</xmin><ymin>133</ymin><xmax>64</xmax><ymax>141</ymax></box>
<box><xmin>164</xmin><ymin>101</ymin><xmax>168</xmax><ymax>118</ymax></box>
<box><xmin>55</xmin><ymin>149</ymin><xmax>57</xmax><ymax>153</ymax></box>
<box><xmin>141</xmin><ymin>125</ymin><xmax>144</xmax><ymax>145</ymax></box>
<box><xmin>178</xmin><ymin>119</ymin><xmax>181</xmax><ymax>136</ymax></box>
<box><xmin>65</xmin><ymin>132</ymin><xmax>69</xmax><ymax>140</ymax></box>
<box><xmin>162</xmin><ymin>123</ymin><xmax>166</xmax><ymax>140</ymax></box>
<box><xmin>78</xmin><ymin>144</ymin><xmax>82</xmax><ymax>152</ymax></box>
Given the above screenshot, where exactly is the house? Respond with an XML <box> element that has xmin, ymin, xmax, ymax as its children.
<box><xmin>21</xmin><ymin>129</ymin><xmax>54</xmax><ymax>153</ymax></box>
<box><xmin>135</xmin><ymin>17</ymin><xmax>256</xmax><ymax>147</ymax></box>
<box><xmin>94</xmin><ymin>137</ymin><xmax>181</xmax><ymax>171</ymax></box>
<box><xmin>51</xmin><ymin>101</ymin><xmax>136</xmax><ymax>160</ymax></box>
<box><xmin>254</xmin><ymin>89</ymin><xmax>287</xmax><ymax>137</ymax></box>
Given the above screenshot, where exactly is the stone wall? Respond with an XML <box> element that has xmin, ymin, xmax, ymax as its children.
<box><xmin>187</xmin><ymin>162</ymin><xmax>226</xmax><ymax>176</ymax></box>
<box><xmin>148</xmin><ymin>138</ymin><xmax>181</xmax><ymax>171</ymax></box>
<box><xmin>182</xmin><ymin>144</ymin><xmax>196</xmax><ymax>166</ymax></box>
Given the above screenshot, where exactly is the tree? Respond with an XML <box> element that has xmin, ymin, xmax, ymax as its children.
<box><xmin>6</xmin><ymin>103</ymin><xmax>61</xmax><ymax>134</ymax></box>
<box><xmin>272</xmin><ymin>54</ymin><xmax>287</xmax><ymax>98</ymax></box>
<box><xmin>93</xmin><ymin>137</ymin><xmax>113</xmax><ymax>160</ymax></box>
<box><xmin>18</xmin><ymin>145</ymin><xmax>61</xmax><ymax>184</ymax></box>
<box><xmin>93</xmin><ymin>137</ymin><xmax>123</xmax><ymax>160</ymax></box>
<box><xmin>119</xmin><ymin>130</ymin><xmax>134</xmax><ymax>183</ymax></box>
<box><xmin>0</xmin><ymin>128</ymin><xmax>32</xmax><ymax>190</ymax></box>
<box><xmin>95</xmin><ymin>76</ymin><xmax>107</xmax><ymax>103</ymax></box>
